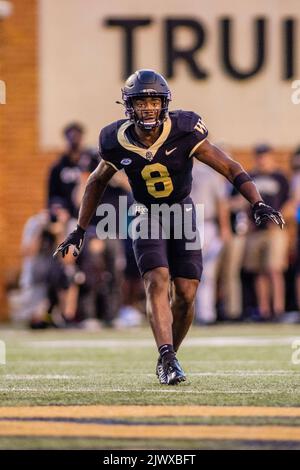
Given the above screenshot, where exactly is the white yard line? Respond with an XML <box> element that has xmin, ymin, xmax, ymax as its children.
<box><xmin>1</xmin><ymin>375</ymin><xmax>83</xmax><ymax>380</ymax></box>
<box><xmin>0</xmin><ymin>388</ymin><xmax>299</xmax><ymax>394</ymax></box>
<box><xmin>188</xmin><ymin>371</ymin><xmax>300</xmax><ymax>376</ymax></box>
<box><xmin>187</xmin><ymin>360</ymin><xmax>289</xmax><ymax>364</ymax></box>
<box><xmin>0</xmin><ymin>370</ymin><xmax>299</xmax><ymax>380</ymax></box>
<box><xmin>24</xmin><ymin>336</ymin><xmax>300</xmax><ymax>348</ymax></box>
<box><xmin>6</xmin><ymin>360</ymin><xmax>291</xmax><ymax>367</ymax></box>
<box><xmin>9</xmin><ymin>360</ymin><xmax>101</xmax><ymax>365</ymax></box>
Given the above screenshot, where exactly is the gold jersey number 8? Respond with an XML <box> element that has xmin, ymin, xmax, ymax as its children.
<box><xmin>141</xmin><ymin>163</ymin><xmax>174</xmax><ymax>198</ymax></box>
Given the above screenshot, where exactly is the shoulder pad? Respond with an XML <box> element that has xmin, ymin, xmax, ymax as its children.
<box><xmin>171</xmin><ymin>110</ymin><xmax>200</xmax><ymax>133</ymax></box>
<box><xmin>99</xmin><ymin>119</ymin><xmax>127</xmax><ymax>152</ymax></box>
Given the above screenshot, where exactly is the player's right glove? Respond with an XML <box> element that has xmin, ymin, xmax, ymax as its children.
<box><xmin>53</xmin><ymin>225</ymin><xmax>85</xmax><ymax>258</ymax></box>
<box><xmin>252</xmin><ymin>201</ymin><xmax>285</xmax><ymax>229</ymax></box>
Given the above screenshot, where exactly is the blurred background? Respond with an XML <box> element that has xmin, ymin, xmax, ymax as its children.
<box><xmin>0</xmin><ymin>0</ymin><xmax>300</xmax><ymax>328</ymax></box>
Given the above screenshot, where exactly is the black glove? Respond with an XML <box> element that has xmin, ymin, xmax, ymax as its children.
<box><xmin>53</xmin><ymin>225</ymin><xmax>85</xmax><ymax>258</ymax></box>
<box><xmin>252</xmin><ymin>201</ymin><xmax>285</xmax><ymax>229</ymax></box>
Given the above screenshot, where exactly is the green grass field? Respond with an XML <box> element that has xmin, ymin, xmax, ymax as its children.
<box><xmin>1</xmin><ymin>323</ymin><xmax>300</xmax><ymax>449</ymax></box>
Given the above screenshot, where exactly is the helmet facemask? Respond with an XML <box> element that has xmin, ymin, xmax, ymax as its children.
<box><xmin>122</xmin><ymin>93</ymin><xmax>170</xmax><ymax>130</ymax></box>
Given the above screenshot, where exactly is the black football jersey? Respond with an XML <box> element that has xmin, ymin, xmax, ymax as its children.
<box><xmin>99</xmin><ymin>110</ymin><xmax>208</xmax><ymax>207</ymax></box>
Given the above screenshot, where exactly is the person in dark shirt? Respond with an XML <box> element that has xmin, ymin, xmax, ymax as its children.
<box><xmin>244</xmin><ymin>144</ymin><xmax>290</xmax><ymax>319</ymax></box>
<box><xmin>54</xmin><ymin>70</ymin><xmax>284</xmax><ymax>385</ymax></box>
<box><xmin>48</xmin><ymin>122</ymin><xmax>85</xmax><ymax>218</ymax></box>
<box><xmin>249</xmin><ymin>145</ymin><xmax>289</xmax><ymax>215</ymax></box>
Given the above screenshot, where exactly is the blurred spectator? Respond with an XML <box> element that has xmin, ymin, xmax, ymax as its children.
<box><xmin>220</xmin><ymin>180</ymin><xmax>248</xmax><ymax>320</ymax></box>
<box><xmin>243</xmin><ymin>144</ymin><xmax>290</xmax><ymax>319</ymax></box>
<box><xmin>116</xmin><ymin>193</ymin><xmax>145</xmax><ymax>328</ymax></box>
<box><xmin>76</xmin><ymin>234</ymin><xmax>124</xmax><ymax>326</ymax></box>
<box><xmin>191</xmin><ymin>160</ymin><xmax>231</xmax><ymax>324</ymax></box>
<box><xmin>18</xmin><ymin>205</ymin><xmax>72</xmax><ymax>327</ymax></box>
<box><xmin>48</xmin><ymin>122</ymin><xmax>85</xmax><ymax>218</ymax></box>
<box><xmin>290</xmin><ymin>147</ymin><xmax>300</xmax><ymax>312</ymax></box>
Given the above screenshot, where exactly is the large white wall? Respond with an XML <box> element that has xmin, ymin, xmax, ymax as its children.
<box><xmin>39</xmin><ymin>0</ymin><xmax>300</xmax><ymax>149</ymax></box>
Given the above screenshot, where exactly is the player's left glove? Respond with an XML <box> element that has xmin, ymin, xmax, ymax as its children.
<box><xmin>252</xmin><ymin>201</ymin><xmax>285</xmax><ymax>229</ymax></box>
<box><xmin>53</xmin><ymin>225</ymin><xmax>86</xmax><ymax>258</ymax></box>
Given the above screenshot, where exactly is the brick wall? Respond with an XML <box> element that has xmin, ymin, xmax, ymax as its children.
<box><xmin>0</xmin><ymin>0</ymin><xmax>294</xmax><ymax>321</ymax></box>
<box><xmin>0</xmin><ymin>0</ymin><xmax>56</xmax><ymax>320</ymax></box>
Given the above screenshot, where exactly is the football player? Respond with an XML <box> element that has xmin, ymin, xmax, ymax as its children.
<box><xmin>54</xmin><ymin>69</ymin><xmax>284</xmax><ymax>385</ymax></box>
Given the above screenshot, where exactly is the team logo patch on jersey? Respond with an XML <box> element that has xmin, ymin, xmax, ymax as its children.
<box><xmin>121</xmin><ymin>158</ymin><xmax>132</xmax><ymax>166</ymax></box>
<box><xmin>145</xmin><ymin>151</ymin><xmax>154</xmax><ymax>161</ymax></box>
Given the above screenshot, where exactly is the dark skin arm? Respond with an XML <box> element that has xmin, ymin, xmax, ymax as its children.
<box><xmin>193</xmin><ymin>139</ymin><xmax>262</xmax><ymax>205</ymax></box>
<box><xmin>78</xmin><ymin>160</ymin><xmax>117</xmax><ymax>230</ymax></box>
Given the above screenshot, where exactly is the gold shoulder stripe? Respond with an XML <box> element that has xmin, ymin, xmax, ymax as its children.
<box><xmin>104</xmin><ymin>160</ymin><xmax>119</xmax><ymax>172</ymax></box>
<box><xmin>188</xmin><ymin>138</ymin><xmax>207</xmax><ymax>158</ymax></box>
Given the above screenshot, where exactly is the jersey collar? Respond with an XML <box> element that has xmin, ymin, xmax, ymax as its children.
<box><xmin>117</xmin><ymin>117</ymin><xmax>172</xmax><ymax>160</ymax></box>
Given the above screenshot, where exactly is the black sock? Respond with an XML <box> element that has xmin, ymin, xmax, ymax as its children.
<box><xmin>159</xmin><ymin>344</ymin><xmax>175</xmax><ymax>362</ymax></box>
